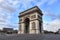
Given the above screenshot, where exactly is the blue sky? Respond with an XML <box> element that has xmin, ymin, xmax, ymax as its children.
<box><xmin>0</xmin><ymin>0</ymin><xmax>60</xmax><ymax>32</ymax></box>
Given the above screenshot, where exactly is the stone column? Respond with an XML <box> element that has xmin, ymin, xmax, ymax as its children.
<box><xmin>35</xmin><ymin>20</ymin><xmax>40</xmax><ymax>34</ymax></box>
<box><xmin>29</xmin><ymin>21</ymin><xmax>32</xmax><ymax>34</ymax></box>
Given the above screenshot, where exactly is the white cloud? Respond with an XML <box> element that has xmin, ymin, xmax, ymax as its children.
<box><xmin>0</xmin><ymin>0</ymin><xmax>16</xmax><ymax>13</ymax></box>
<box><xmin>0</xmin><ymin>0</ymin><xmax>59</xmax><ymax>30</ymax></box>
<box><xmin>0</xmin><ymin>0</ymin><xmax>18</xmax><ymax>30</ymax></box>
<box><xmin>4</xmin><ymin>0</ymin><xmax>58</xmax><ymax>12</ymax></box>
<box><xmin>44</xmin><ymin>19</ymin><xmax>60</xmax><ymax>32</ymax></box>
<box><xmin>43</xmin><ymin>8</ymin><xmax>60</xmax><ymax>32</ymax></box>
<box><xmin>0</xmin><ymin>0</ymin><xmax>58</xmax><ymax>13</ymax></box>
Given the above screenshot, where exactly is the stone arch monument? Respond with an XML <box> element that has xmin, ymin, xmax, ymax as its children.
<box><xmin>18</xmin><ymin>6</ymin><xmax>43</xmax><ymax>34</ymax></box>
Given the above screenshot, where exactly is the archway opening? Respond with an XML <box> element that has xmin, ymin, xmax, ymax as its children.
<box><xmin>24</xmin><ymin>18</ymin><xmax>30</xmax><ymax>33</ymax></box>
<box><xmin>39</xmin><ymin>21</ymin><xmax>42</xmax><ymax>33</ymax></box>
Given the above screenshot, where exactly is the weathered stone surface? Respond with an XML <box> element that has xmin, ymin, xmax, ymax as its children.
<box><xmin>18</xmin><ymin>6</ymin><xmax>43</xmax><ymax>34</ymax></box>
<box><xmin>0</xmin><ymin>34</ymin><xmax>60</xmax><ymax>40</ymax></box>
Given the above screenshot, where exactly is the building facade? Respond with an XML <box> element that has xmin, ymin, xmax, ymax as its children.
<box><xmin>18</xmin><ymin>6</ymin><xmax>43</xmax><ymax>34</ymax></box>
